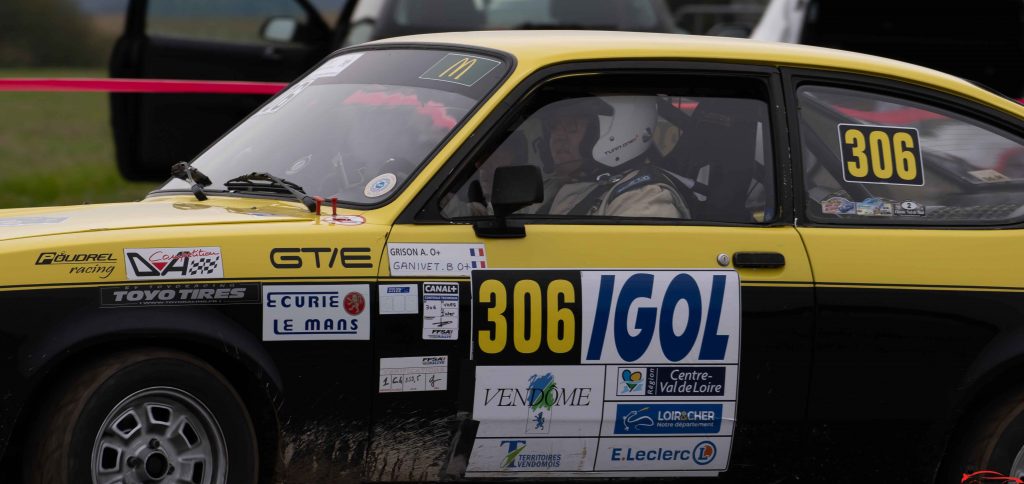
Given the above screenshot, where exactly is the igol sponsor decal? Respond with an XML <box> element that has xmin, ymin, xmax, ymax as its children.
<box><xmin>100</xmin><ymin>283</ymin><xmax>260</xmax><ymax>307</ymax></box>
<box><xmin>36</xmin><ymin>251</ymin><xmax>117</xmax><ymax>279</ymax></box>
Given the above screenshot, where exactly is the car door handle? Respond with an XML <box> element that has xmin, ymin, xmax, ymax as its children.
<box><xmin>732</xmin><ymin>252</ymin><xmax>786</xmax><ymax>268</ymax></box>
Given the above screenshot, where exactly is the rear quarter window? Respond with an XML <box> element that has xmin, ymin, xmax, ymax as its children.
<box><xmin>798</xmin><ymin>85</ymin><xmax>1024</xmax><ymax>225</ymax></box>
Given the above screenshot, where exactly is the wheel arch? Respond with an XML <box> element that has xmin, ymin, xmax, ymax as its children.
<box><xmin>932</xmin><ymin>327</ymin><xmax>1024</xmax><ymax>472</ymax></box>
<box><xmin>4</xmin><ymin>307</ymin><xmax>283</xmax><ymax>483</ymax></box>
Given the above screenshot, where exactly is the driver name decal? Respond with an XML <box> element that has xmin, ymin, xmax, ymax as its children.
<box><xmin>387</xmin><ymin>243</ymin><xmax>487</xmax><ymax>276</ymax></box>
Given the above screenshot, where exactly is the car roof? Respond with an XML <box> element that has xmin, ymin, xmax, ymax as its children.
<box><xmin>368</xmin><ymin>30</ymin><xmax>1024</xmax><ymax>117</ymax></box>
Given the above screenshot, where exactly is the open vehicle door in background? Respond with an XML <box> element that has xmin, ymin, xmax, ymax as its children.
<box><xmin>110</xmin><ymin>0</ymin><xmax>333</xmax><ymax>180</ymax></box>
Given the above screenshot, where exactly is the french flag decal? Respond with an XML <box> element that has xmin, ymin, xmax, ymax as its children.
<box><xmin>470</xmin><ymin>247</ymin><xmax>487</xmax><ymax>268</ymax></box>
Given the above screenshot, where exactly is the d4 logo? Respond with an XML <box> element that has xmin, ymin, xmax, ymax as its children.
<box><xmin>125</xmin><ymin>247</ymin><xmax>224</xmax><ymax>280</ymax></box>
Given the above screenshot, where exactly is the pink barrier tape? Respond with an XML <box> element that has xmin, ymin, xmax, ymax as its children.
<box><xmin>0</xmin><ymin>78</ymin><xmax>287</xmax><ymax>94</ymax></box>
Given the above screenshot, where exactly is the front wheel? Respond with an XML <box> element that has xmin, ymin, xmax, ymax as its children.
<box><xmin>25</xmin><ymin>349</ymin><xmax>258</xmax><ymax>484</ymax></box>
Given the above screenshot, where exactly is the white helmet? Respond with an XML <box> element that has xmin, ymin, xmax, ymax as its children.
<box><xmin>591</xmin><ymin>96</ymin><xmax>658</xmax><ymax>168</ymax></box>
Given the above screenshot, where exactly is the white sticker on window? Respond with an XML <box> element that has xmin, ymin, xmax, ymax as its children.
<box><xmin>257</xmin><ymin>53</ymin><xmax>364</xmax><ymax>115</ymax></box>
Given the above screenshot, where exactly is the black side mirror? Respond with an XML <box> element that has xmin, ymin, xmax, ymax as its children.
<box><xmin>261</xmin><ymin>17</ymin><xmax>299</xmax><ymax>43</ymax></box>
<box><xmin>474</xmin><ymin>165</ymin><xmax>543</xmax><ymax>238</ymax></box>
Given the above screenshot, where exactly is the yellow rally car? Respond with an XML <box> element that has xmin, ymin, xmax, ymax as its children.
<box><xmin>2</xmin><ymin>31</ymin><xmax>1024</xmax><ymax>484</ymax></box>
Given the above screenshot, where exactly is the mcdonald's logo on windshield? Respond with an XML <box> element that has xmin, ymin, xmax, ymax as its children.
<box><xmin>440</xmin><ymin>57</ymin><xmax>477</xmax><ymax>80</ymax></box>
<box><xmin>421</xmin><ymin>53</ymin><xmax>502</xmax><ymax>87</ymax></box>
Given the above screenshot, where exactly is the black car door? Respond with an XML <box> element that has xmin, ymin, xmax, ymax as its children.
<box><xmin>109</xmin><ymin>0</ymin><xmax>333</xmax><ymax>180</ymax></box>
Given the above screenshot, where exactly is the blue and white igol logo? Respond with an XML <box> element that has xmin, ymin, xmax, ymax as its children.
<box><xmin>693</xmin><ymin>441</ymin><xmax>716</xmax><ymax>465</ymax></box>
<box><xmin>581</xmin><ymin>271</ymin><xmax>739</xmax><ymax>364</ymax></box>
<box><xmin>364</xmin><ymin>173</ymin><xmax>397</xmax><ymax>198</ymax></box>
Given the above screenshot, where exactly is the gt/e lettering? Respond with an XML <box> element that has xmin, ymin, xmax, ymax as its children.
<box><xmin>839</xmin><ymin>124</ymin><xmax>924</xmax><ymax>186</ymax></box>
<box><xmin>269</xmin><ymin>247</ymin><xmax>373</xmax><ymax>269</ymax></box>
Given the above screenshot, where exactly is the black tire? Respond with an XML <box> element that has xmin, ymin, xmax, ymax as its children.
<box><xmin>24</xmin><ymin>349</ymin><xmax>258</xmax><ymax>484</ymax></box>
<box><xmin>941</xmin><ymin>385</ymin><xmax>1024</xmax><ymax>482</ymax></box>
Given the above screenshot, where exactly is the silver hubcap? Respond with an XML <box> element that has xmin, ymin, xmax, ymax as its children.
<box><xmin>91</xmin><ymin>387</ymin><xmax>227</xmax><ymax>484</ymax></box>
<box><xmin>1011</xmin><ymin>445</ymin><xmax>1024</xmax><ymax>480</ymax></box>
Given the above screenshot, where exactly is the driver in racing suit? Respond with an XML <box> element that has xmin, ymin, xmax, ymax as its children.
<box><xmin>535</xmin><ymin>95</ymin><xmax>690</xmax><ymax>218</ymax></box>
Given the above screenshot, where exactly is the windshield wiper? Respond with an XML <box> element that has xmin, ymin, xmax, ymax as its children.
<box><xmin>224</xmin><ymin>172</ymin><xmax>317</xmax><ymax>212</ymax></box>
<box><xmin>171</xmin><ymin>161</ymin><xmax>213</xmax><ymax>201</ymax></box>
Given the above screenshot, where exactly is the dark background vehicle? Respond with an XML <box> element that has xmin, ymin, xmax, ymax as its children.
<box><xmin>798</xmin><ymin>0</ymin><xmax>1024</xmax><ymax>98</ymax></box>
<box><xmin>753</xmin><ymin>0</ymin><xmax>1024</xmax><ymax>97</ymax></box>
<box><xmin>109</xmin><ymin>0</ymin><xmax>683</xmax><ymax>180</ymax></box>
<box><xmin>109</xmin><ymin>0</ymin><xmax>1024</xmax><ymax>182</ymax></box>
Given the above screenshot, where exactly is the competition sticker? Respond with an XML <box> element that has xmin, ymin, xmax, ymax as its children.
<box><xmin>422</xmin><ymin>282</ymin><xmax>459</xmax><ymax>340</ymax></box>
<box><xmin>364</xmin><ymin>173</ymin><xmax>397</xmax><ymax>198</ymax></box>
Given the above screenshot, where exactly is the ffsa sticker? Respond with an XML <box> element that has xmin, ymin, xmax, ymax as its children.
<box><xmin>838</xmin><ymin>124</ymin><xmax>924</xmax><ymax>186</ymax></box>
<box><xmin>262</xmin><ymin>284</ymin><xmax>370</xmax><ymax>341</ymax></box>
<box><xmin>472</xmin><ymin>270</ymin><xmax>739</xmax><ymax>365</ymax></box>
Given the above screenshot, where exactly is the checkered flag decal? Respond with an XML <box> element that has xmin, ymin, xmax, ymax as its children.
<box><xmin>188</xmin><ymin>256</ymin><xmax>221</xmax><ymax>275</ymax></box>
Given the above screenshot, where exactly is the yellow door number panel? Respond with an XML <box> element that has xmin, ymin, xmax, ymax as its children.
<box><xmin>838</xmin><ymin>123</ymin><xmax>924</xmax><ymax>186</ymax></box>
<box><xmin>473</xmin><ymin>270</ymin><xmax>581</xmax><ymax>364</ymax></box>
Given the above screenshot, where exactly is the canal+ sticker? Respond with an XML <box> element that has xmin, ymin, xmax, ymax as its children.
<box><xmin>262</xmin><ymin>284</ymin><xmax>370</xmax><ymax>341</ymax></box>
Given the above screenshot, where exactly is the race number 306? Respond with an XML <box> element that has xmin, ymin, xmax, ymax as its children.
<box><xmin>838</xmin><ymin>123</ymin><xmax>924</xmax><ymax>186</ymax></box>
<box><xmin>472</xmin><ymin>270</ymin><xmax>740</xmax><ymax>365</ymax></box>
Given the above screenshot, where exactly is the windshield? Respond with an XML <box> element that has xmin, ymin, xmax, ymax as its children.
<box><xmin>160</xmin><ymin>49</ymin><xmax>507</xmax><ymax>205</ymax></box>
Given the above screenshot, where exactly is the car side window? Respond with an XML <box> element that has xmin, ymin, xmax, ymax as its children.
<box><xmin>797</xmin><ymin>85</ymin><xmax>1024</xmax><ymax>225</ymax></box>
<box><xmin>147</xmin><ymin>0</ymin><xmax>311</xmax><ymax>45</ymax></box>
<box><xmin>440</xmin><ymin>74</ymin><xmax>776</xmax><ymax>223</ymax></box>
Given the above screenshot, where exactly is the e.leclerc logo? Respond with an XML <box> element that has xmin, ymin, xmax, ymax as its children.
<box><xmin>610</xmin><ymin>440</ymin><xmax>717</xmax><ymax>465</ymax></box>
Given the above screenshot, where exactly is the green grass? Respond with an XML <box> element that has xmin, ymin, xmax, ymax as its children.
<box><xmin>0</xmin><ymin>68</ymin><xmax>155</xmax><ymax>208</ymax></box>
